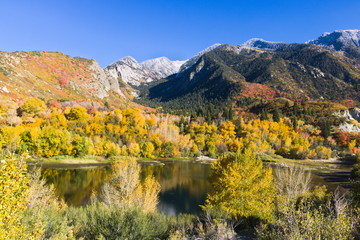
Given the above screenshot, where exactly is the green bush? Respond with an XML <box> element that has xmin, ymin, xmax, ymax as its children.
<box><xmin>68</xmin><ymin>204</ymin><xmax>170</xmax><ymax>240</ymax></box>
<box><xmin>22</xmin><ymin>207</ymin><xmax>74</xmax><ymax>240</ymax></box>
<box><xmin>162</xmin><ymin>142</ymin><xmax>175</xmax><ymax>158</ymax></box>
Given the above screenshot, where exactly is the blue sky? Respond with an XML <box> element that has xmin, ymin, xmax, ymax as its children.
<box><xmin>0</xmin><ymin>0</ymin><xmax>359</xmax><ymax>67</ymax></box>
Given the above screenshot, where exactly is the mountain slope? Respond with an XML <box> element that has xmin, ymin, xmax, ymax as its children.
<box><xmin>142</xmin><ymin>42</ymin><xmax>360</xmax><ymax>110</ymax></box>
<box><xmin>0</xmin><ymin>51</ymin><xmax>125</xmax><ymax>104</ymax></box>
<box><xmin>179</xmin><ymin>43</ymin><xmax>223</xmax><ymax>71</ymax></box>
<box><xmin>147</xmin><ymin>51</ymin><xmax>243</xmax><ymax>107</ymax></box>
<box><xmin>105</xmin><ymin>56</ymin><xmax>186</xmax><ymax>86</ymax></box>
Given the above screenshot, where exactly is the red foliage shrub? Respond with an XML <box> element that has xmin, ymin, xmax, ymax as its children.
<box><xmin>335</xmin><ymin>131</ymin><xmax>351</xmax><ymax>146</ymax></box>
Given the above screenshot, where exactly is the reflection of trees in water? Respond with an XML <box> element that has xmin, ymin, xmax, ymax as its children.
<box><xmin>270</xmin><ymin>164</ymin><xmax>348</xmax><ymax>192</ymax></box>
<box><xmin>142</xmin><ymin>161</ymin><xmax>212</xmax><ymax>214</ymax></box>
<box><xmin>41</xmin><ymin>162</ymin><xmax>213</xmax><ymax>214</ymax></box>
<box><xmin>142</xmin><ymin>162</ymin><xmax>212</xmax><ymax>197</ymax></box>
<box><xmin>41</xmin><ymin>167</ymin><xmax>111</xmax><ymax>206</ymax></box>
<box><xmin>40</xmin><ymin>161</ymin><xmax>347</xmax><ymax>215</ymax></box>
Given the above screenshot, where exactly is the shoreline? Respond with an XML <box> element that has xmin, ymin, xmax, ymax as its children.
<box><xmin>27</xmin><ymin>156</ymin><xmax>195</xmax><ymax>168</ymax></box>
<box><xmin>26</xmin><ymin>154</ymin><xmax>356</xmax><ymax>173</ymax></box>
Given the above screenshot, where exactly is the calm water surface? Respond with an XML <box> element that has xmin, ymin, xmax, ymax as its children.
<box><xmin>40</xmin><ymin>159</ymin><xmax>353</xmax><ymax>216</ymax></box>
<box><xmin>41</xmin><ymin>160</ymin><xmax>212</xmax><ymax>215</ymax></box>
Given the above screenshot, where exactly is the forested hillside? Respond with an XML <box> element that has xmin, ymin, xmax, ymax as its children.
<box><xmin>139</xmin><ymin>43</ymin><xmax>360</xmax><ymax>112</ymax></box>
<box><xmin>1</xmin><ymin>97</ymin><xmax>360</xmax><ymax>162</ymax></box>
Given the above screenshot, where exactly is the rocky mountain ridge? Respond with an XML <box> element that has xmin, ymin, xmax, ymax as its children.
<box><xmin>110</xmin><ymin>30</ymin><xmax>360</xmax><ymax>88</ymax></box>
<box><xmin>1</xmin><ymin>29</ymin><xmax>359</xmax><ymax>108</ymax></box>
<box><xmin>105</xmin><ymin>56</ymin><xmax>185</xmax><ymax>86</ymax></box>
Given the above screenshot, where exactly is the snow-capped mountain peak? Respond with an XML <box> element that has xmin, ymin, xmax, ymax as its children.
<box><xmin>241</xmin><ymin>38</ymin><xmax>287</xmax><ymax>50</ymax></box>
<box><xmin>142</xmin><ymin>57</ymin><xmax>186</xmax><ymax>77</ymax></box>
<box><xmin>242</xmin><ymin>38</ymin><xmax>268</xmax><ymax>47</ymax></box>
<box><xmin>119</xmin><ymin>56</ymin><xmax>138</xmax><ymax>65</ymax></box>
<box><xmin>307</xmin><ymin>29</ymin><xmax>360</xmax><ymax>50</ymax></box>
<box><xmin>105</xmin><ymin>56</ymin><xmax>186</xmax><ymax>86</ymax></box>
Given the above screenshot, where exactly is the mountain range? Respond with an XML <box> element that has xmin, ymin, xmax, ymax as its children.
<box><xmin>137</xmin><ymin>29</ymin><xmax>360</xmax><ymax>110</ymax></box>
<box><xmin>0</xmin><ymin>29</ymin><xmax>359</xmax><ymax>110</ymax></box>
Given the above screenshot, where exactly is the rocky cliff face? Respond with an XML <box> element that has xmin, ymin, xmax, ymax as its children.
<box><xmin>105</xmin><ymin>56</ymin><xmax>186</xmax><ymax>86</ymax></box>
<box><xmin>349</xmin><ymin>108</ymin><xmax>360</xmax><ymax>122</ymax></box>
<box><xmin>336</xmin><ymin>108</ymin><xmax>360</xmax><ymax>133</ymax></box>
<box><xmin>0</xmin><ymin>51</ymin><xmax>124</xmax><ymax>103</ymax></box>
<box><xmin>89</xmin><ymin>61</ymin><xmax>123</xmax><ymax>98</ymax></box>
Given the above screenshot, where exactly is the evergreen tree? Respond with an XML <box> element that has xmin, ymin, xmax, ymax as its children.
<box><xmin>260</xmin><ymin>109</ymin><xmax>269</xmax><ymax>121</ymax></box>
<box><xmin>293</xmin><ymin>102</ymin><xmax>300</xmax><ymax>117</ymax></box>
<box><xmin>208</xmin><ymin>104</ymin><xmax>215</xmax><ymax>116</ymax></box>
<box><xmin>206</xmin><ymin>112</ymin><xmax>212</xmax><ymax>125</ymax></box>
<box><xmin>233</xmin><ymin>118</ymin><xmax>243</xmax><ymax>138</ymax></box>
<box><xmin>292</xmin><ymin>117</ymin><xmax>298</xmax><ymax>129</ymax></box>
<box><xmin>321</xmin><ymin>120</ymin><xmax>331</xmax><ymax>138</ymax></box>
<box><xmin>228</xmin><ymin>106</ymin><xmax>234</xmax><ymax>121</ymax></box>
<box><xmin>223</xmin><ymin>108</ymin><xmax>230</xmax><ymax>120</ymax></box>
<box><xmin>273</xmin><ymin>108</ymin><xmax>281</xmax><ymax>122</ymax></box>
<box><xmin>178</xmin><ymin>117</ymin><xmax>186</xmax><ymax>133</ymax></box>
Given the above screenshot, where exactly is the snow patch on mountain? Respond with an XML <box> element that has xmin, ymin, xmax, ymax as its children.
<box><xmin>105</xmin><ymin>56</ymin><xmax>186</xmax><ymax>86</ymax></box>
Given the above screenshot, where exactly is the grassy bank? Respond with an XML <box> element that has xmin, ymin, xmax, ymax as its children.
<box><xmin>25</xmin><ymin>155</ymin><xmax>197</xmax><ymax>168</ymax></box>
<box><xmin>26</xmin><ymin>155</ymin><xmax>113</xmax><ymax>168</ymax></box>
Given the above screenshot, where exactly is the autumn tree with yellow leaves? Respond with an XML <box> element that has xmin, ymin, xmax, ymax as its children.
<box><xmin>0</xmin><ymin>157</ymin><xmax>29</xmax><ymax>240</ymax></box>
<box><xmin>20</xmin><ymin>98</ymin><xmax>46</xmax><ymax>117</ymax></box>
<box><xmin>0</xmin><ymin>97</ymin><xmax>337</xmax><ymax>160</ymax></box>
<box><xmin>203</xmin><ymin>149</ymin><xmax>275</xmax><ymax>222</ymax></box>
